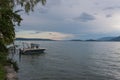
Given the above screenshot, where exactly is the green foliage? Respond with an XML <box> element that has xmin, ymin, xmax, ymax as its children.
<box><xmin>0</xmin><ymin>51</ymin><xmax>7</xmax><ymax>80</ymax></box>
<box><xmin>0</xmin><ymin>0</ymin><xmax>46</xmax><ymax>45</ymax></box>
<box><xmin>0</xmin><ymin>42</ymin><xmax>8</xmax><ymax>65</ymax></box>
<box><xmin>0</xmin><ymin>42</ymin><xmax>7</xmax><ymax>80</ymax></box>
<box><xmin>0</xmin><ymin>53</ymin><xmax>7</xmax><ymax>65</ymax></box>
<box><xmin>0</xmin><ymin>41</ymin><xmax>8</xmax><ymax>53</ymax></box>
<box><xmin>0</xmin><ymin>65</ymin><xmax>6</xmax><ymax>80</ymax></box>
<box><xmin>0</xmin><ymin>0</ymin><xmax>22</xmax><ymax>44</ymax></box>
<box><xmin>16</xmin><ymin>0</ymin><xmax>46</xmax><ymax>13</ymax></box>
<box><xmin>0</xmin><ymin>0</ymin><xmax>46</xmax><ymax>79</ymax></box>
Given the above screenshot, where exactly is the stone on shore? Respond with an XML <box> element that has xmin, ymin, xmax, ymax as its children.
<box><xmin>4</xmin><ymin>66</ymin><xmax>18</xmax><ymax>80</ymax></box>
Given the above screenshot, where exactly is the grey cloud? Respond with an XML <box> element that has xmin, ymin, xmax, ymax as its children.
<box><xmin>46</xmin><ymin>0</ymin><xmax>62</xmax><ymax>7</ymax></box>
<box><xmin>37</xmin><ymin>0</ymin><xmax>61</xmax><ymax>14</ymax></box>
<box><xmin>103</xmin><ymin>7</ymin><xmax>115</xmax><ymax>10</ymax></box>
<box><xmin>29</xmin><ymin>32</ymin><xmax>36</xmax><ymax>34</ymax></box>
<box><xmin>29</xmin><ymin>31</ymin><xmax>41</xmax><ymax>34</ymax></box>
<box><xmin>35</xmin><ymin>31</ymin><xmax>41</xmax><ymax>34</ymax></box>
<box><xmin>106</xmin><ymin>14</ymin><xmax>112</xmax><ymax>18</ymax></box>
<box><xmin>34</xmin><ymin>31</ymin><xmax>44</xmax><ymax>34</ymax></box>
<box><xmin>103</xmin><ymin>6</ymin><xmax>120</xmax><ymax>10</ymax></box>
<box><xmin>39</xmin><ymin>8</ymin><xmax>48</xmax><ymax>14</ymax></box>
<box><xmin>74</xmin><ymin>12</ymin><xmax>95</xmax><ymax>22</ymax></box>
<box><xmin>15</xmin><ymin>30</ymin><xmax>19</xmax><ymax>32</ymax></box>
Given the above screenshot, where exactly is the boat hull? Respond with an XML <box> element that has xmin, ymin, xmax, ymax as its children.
<box><xmin>20</xmin><ymin>49</ymin><xmax>45</xmax><ymax>55</ymax></box>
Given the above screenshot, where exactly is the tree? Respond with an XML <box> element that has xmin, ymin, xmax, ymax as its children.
<box><xmin>0</xmin><ymin>0</ymin><xmax>46</xmax><ymax>45</ymax></box>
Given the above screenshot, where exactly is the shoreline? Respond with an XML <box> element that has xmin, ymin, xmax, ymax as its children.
<box><xmin>5</xmin><ymin>65</ymin><xmax>18</xmax><ymax>80</ymax></box>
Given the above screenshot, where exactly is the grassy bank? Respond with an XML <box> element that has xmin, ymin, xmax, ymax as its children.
<box><xmin>0</xmin><ymin>64</ymin><xmax>6</xmax><ymax>80</ymax></box>
<box><xmin>0</xmin><ymin>50</ymin><xmax>19</xmax><ymax>80</ymax></box>
<box><xmin>0</xmin><ymin>52</ymin><xmax>7</xmax><ymax>80</ymax></box>
<box><xmin>0</xmin><ymin>41</ymin><xmax>19</xmax><ymax>80</ymax></box>
<box><xmin>0</xmin><ymin>41</ymin><xmax>8</xmax><ymax>80</ymax></box>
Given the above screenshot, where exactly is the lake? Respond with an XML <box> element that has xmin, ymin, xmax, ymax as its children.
<box><xmin>15</xmin><ymin>41</ymin><xmax>120</xmax><ymax>80</ymax></box>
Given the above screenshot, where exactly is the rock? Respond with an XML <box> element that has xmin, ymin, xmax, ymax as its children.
<box><xmin>4</xmin><ymin>66</ymin><xmax>18</xmax><ymax>80</ymax></box>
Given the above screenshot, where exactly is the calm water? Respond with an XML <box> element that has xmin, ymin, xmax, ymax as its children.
<box><xmin>15</xmin><ymin>41</ymin><xmax>120</xmax><ymax>80</ymax></box>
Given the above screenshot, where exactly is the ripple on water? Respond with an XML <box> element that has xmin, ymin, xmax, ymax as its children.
<box><xmin>17</xmin><ymin>41</ymin><xmax>120</xmax><ymax>80</ymax></box>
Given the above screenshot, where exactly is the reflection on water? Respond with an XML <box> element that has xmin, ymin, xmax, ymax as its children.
<box><xmin>14</xmin><ymin>41</ymin><xmax>120</xmax><ymax>80</ymax></box>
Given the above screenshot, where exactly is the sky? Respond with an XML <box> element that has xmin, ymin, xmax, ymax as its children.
<box><xmin>16</xmin><ymin>0</ymin><xmax>120</xmax><ymax>40</ymax></box>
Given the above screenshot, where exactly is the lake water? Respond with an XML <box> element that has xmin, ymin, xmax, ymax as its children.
<box><xmin>15</xmin><ymin>41</ymin><xmax>120</xmax><ymax>80</ymax></box>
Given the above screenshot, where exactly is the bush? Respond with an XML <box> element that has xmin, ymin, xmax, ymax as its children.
<box><xmin>0</xmin><ymin>52</ymin><xmax>8</xmax><ymax>66</ymax></box>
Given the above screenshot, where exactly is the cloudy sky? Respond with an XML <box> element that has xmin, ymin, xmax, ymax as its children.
<box><xmin>16</xmin><ymin>0</ymin><xmax>120</xmax><ymax>40</ymax></box>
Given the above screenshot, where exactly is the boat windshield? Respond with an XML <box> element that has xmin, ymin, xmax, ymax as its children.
<box><xmin>31</xmin><ymin>43</ymin><xmax>39</xmax><ymax>48</ymax></box>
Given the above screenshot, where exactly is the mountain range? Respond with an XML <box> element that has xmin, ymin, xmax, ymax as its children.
<box><xmin>16</xmin><ymin>36</ymin><xmax>120</xmax><ymax>41</ymax></box>
<box><xmin>97</xmin><ymin>36</ymin><xmax>120</xmax><ymax>41</ymax></box>
<box><xmin>98</xmin><ymin>37</ymin><xmax>115</xmax><ymax>41</ymax></box>
<box><xmin>71</xmin><ymin>36</ymin><xmax>120</xmax><ymax>41</ymax></box>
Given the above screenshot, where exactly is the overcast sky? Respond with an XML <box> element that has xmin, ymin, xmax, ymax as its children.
<box><xmin>16</xmin><ymin>0</ymin><xmax>120</xmax><ymax>40</ymax></box>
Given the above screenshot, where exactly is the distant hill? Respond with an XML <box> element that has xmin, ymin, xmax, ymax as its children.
<box><xmin>70</xmin><ymin>36</ymin><xmax>120</xmax><ymax>42</ymax></box>
<box><xmin>15</xmin><ymin>38</ymin><xmax>54</xmax><ymax>41</ymax></box>
<box><xmin>85</xmin><ymin>39</ymin><xmax>97</xmax><ymax>41</ymax></box>
<box><xmin>69</xmin><ymin>39</ymin><xmax>97</xmax><ymax>41</ymax></box>
<box><xmin>70</xmin><ymin>39</ymin><xmax>83</xmax><ymax>41</ymax></box>
<box><xmin>97</xmin><ymin>36</ymin><xmax>120</xmax><ymax>41</ymax></box>
<box><xmin>110</xmin><ymin>36</ymin><xmax>120</xmax><ymax>41</ymax></box>
<box><xmin>17</xmin><ymin>36</ymin><xmax>120</xmax><ymax>41</ymax></box>
<box><xmin>97</xmin><ymin>37</ymin><xmax>115</xmax><ymax>41</ymax></box>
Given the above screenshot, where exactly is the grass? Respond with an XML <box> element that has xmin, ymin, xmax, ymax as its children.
<box><xmin>0</xmin><ymin>65</ymin><xmax>6</xmax><ymax>80</ymax></box>
<box><xmin>0</xmin><ymin>41</ymin><xmax>19</xmax><ymax>80</ymax></box>
<box><xmin>0</xmin><ymin>41</ymin><xmax>16</xmax><ymax>80</ymax></box>
<box><xmin>0</xmin><ymin>52</ymin><xmax>19</xmax><ymax>80</ymax></box>
<box><xmin>0</xmin><ymin>52</ymin><xmax>7</xmax><ymax>80</ymax></box>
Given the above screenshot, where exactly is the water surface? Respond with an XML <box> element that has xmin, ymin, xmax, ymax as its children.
<box><xmin>15</xmin><ymin>41</ymin><xmax>120</xmax><ymax>80</ymax></box>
